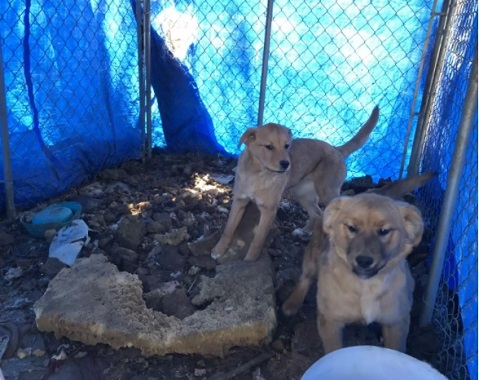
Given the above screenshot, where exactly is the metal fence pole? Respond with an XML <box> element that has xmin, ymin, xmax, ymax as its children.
<box><xmin>407</xmin><ymin>0</ymin><xmax>455</xmax><ymax>177</ymax></box>
<box><xmin>136</xmin><ymin>0</ymin><xmax>146</xmax><ymax>160</ymax></box>
<box><xmin>143</xmin><ymin>0</ymin><xmax>152</xmax><ymax>160</ymax></box>
<box><xmin>0</xmin><ymin>45</ymin><xmax>16</xmax><ymax>219</ymax></box>
<box><xmin>257</xmin><ymin>0</ymin><xmax>274</xmax><ymax>127</ymax></box>
<box><xmin>398</xmin><ymin>0</ymin><xmax>443</xmax><ymax>178</ymax></box>
<box><xmin>420</xmin><ymin>47</ymin><xmax>478</xmax><ymax>326</ymax></box>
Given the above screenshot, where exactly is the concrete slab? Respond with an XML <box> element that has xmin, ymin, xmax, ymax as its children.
<box><xmin>33</xmin><ymin>253</ymin><xmax>276</xmax><ymax>357</ymax></box>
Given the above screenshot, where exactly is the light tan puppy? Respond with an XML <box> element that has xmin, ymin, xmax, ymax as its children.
<box><xmin>212</xmin><ymin>106</ymin><xmax>379</xmax><ymax>261</ymax></box>
<box><xmin>283</xmin><ymin>192</ymin><xmax>424</xmax><ymax>354</ymax></box>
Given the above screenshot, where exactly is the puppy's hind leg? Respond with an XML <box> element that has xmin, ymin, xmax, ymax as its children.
<box><xmin>211</xmin><ymin>197</ymin><xmax>249</xmax><ymax>259</ymax></box>
<box><xmin>282</xmin><ymin>241</ymin><xmax>317</xmax><ymax>316</ymax></box>
<box><xmin>243</xmin><ymin>204</ymin><xmax>277</xmax><ymax>261</ymax></box>
<box><xmin>291</xmin><ymin>178</ymin><xmax>322</xmax><ymax>236</ymax></box>
<box><xmin>317</xmin><ymin>312</ymin><xmax>344</xmax><ymax>354</ymax></box>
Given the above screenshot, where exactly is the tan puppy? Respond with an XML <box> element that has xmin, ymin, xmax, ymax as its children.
<box><xmin>283</xmin><ymin>192</ymin><xmax>424</xmax><ymax>354</ymax></box>
<box><xmin>212</xmin><ymin>106</ymin><xmax>379</xmax><ymax>261</ymax></box>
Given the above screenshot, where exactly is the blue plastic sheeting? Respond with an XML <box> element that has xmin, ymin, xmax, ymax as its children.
<box><xmin>1</xmin><ymin>0</ymin><xmax>142</xmax><ymax>207</ymax></box>
<box><xmin>1</xmin><ymin>0</ymin><xmax>436</xmax><ymax>208</ymax></box>
<box><xmin>185</xmin><ymin>0</ymin><xmax>435</xmax><ymax>180</ymax></box>
<box><xmin>130</xmin><ymin>1</ymin><xmax>228</xmax><ymax>155</ymax></box>
<box><xmin>420</xmin><ymin>6</ymin><xmax>478</xmax><ymax>377</ymax></box>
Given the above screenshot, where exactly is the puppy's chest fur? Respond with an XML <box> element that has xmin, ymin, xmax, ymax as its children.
<box><xmin>319</xmin><ymin>259</ymin><xmax>412</xmax><ymax>325</ymax></box>
<box><xmin>234</xmin><ymin>163</ymin><xmax>287</xmax><ymax>206</ymax></box>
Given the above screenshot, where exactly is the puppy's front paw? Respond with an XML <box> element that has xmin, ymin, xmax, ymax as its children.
<box><xmin>211</xmin><ymin>242</ymin><xmax>227</xmax><ymax>260</ymax></box>
<box><xmin>211</xmin><ymin>248</ymin><xmax>224</xmax><ymax>260</ymax></box>
<box><xmin>243</xmin><ymin>247</ymin><xmax>261</xmax><ymax>262</ymax></box>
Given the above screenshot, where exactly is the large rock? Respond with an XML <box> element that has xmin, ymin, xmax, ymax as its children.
<box><xmin>33</xmin><ymin>254</ymin><xmax>276</xmax><ymax>357</ymax></box>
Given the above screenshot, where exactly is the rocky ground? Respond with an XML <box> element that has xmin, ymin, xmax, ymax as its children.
<box><xmin>0</xmin><ymin>152</ymin><xmax>442</xmax><ymax>380</ymax></box>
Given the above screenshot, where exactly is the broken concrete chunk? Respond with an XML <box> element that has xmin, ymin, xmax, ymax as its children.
<box><xmin>34</xmin><ymin>254</ymin><xmax>276</xmax><ymax>357</ymax></box>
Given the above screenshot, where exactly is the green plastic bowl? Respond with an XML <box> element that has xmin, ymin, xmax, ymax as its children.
<box><xmin>21</xmin><ymin>201</ymin><xmax>82</xmax><ymax>238</ymax></box>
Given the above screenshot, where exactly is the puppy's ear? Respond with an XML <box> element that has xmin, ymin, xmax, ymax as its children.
<box><xmin>323</xmin><ymin>197</ymin><xmax>347</xmax><ymax>235</ymax></box>
<box><xmin>398</xmin><ymin>202</ymin><xmax>424</xmax><ymax>247</ymax></box>
<box><xmin>239</xmin><ymin>128</ymin><xmax>256</xmax><ymax>147</ymax></box>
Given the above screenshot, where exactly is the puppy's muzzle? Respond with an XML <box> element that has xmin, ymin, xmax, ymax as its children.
<box><xmin>348</xmin><ymin>234</ymin><xmax>385</xmax><ymax>279</ymax></box>
<box><xmin>353</xmin><ymin>255</ymin><xmax>380</xmax><ymax>279</ymax></box>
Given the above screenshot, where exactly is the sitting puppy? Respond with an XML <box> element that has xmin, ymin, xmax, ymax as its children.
<box><xmin>283</xmin><ymin>191</ymin><xmax>426</xmax><ymax>354</ymax></box>
<box><xmin>211</xmin><ymin>107</ymin><xmax>379</xmax><ymax>262</ymax></box>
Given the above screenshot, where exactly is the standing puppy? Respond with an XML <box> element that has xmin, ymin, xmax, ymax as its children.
<box><xmin>212</xmin><ymin>107</ymin><xmax>379</xmax><ymax>261</ymax></box>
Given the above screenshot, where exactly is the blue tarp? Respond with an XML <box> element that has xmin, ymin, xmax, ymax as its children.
<box><xmin>0</xmin><ymin>1</ymin><xmax>477</xmax><ymax>376</ymax></box>
<box><xmin>1</xmin><ymin>0</ymin><xmax>435</xmax><ymax>206</ymax></box>
<box><xmin>420</xmin><ymin>5</ymin><xmax>478</xmax><ymax>376</ymax></box>
<box><xmin>1</xmin><ymin>0</ymin><xmax>143</xmax><ymax>206</ymax></box>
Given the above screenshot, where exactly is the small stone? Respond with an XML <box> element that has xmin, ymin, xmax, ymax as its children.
<box><xmin>151</xmin><ymin>213</ymin><xmax>172</xmax><ymax>231</ymax></box>
<box><xmin>68</xmin><ymin>195</ymin><xmax>102</xmax><ymax>214</ymax></box>
<box><xmin>98</xmin><ymin>235</ymin><xmax>114</xmax><ymax>250</ymax></box>
<box><xmin>188</xmin><ymin>256</ymin><xmax>217</xmax><ymax>271</ymax></box>
<box><xmin>161</xmin><ymin>288</ymin><xmax>196</xmax><ymax>319</ymax></box>
<box><xmin>41</xmin><ymin>258</ymin><xmax>67</xmax><ymax>278</ymax></box>
<box><xmin>188</xmin><ymin>266</ymin><xmax>201</xmax><ymax>276</ymax></box>
<box><xmin>187</xmin><ymin>232</ymin><xmax>220</xmax><ymax>257</ymax></box>
<box><xmin>110</xmin><ymin>247</ymin><xmax>139</xmax><ymax>273</ymax></box>
<box><xmin>144</xmin><ymin>290</ymin><xmax>164</xmax><ymax>311</ymax></box>
<box><xmin>194</xmin><ymin>368</ymin><xmax>207</xmax><ymax>377</ymax></box>
<box><xmin>116</xmin><ymin>216</ymin><xmax>146</xmax><ymax>250</ymax></box>
<box><xmin>4</xmin><ymin>267</ymin><xmax>23</xmax><ymax>281</ymax></box>
<box><xmin>99</xmin><ymin>168</ymin><xmax>128</xmax><ymax>181</ymax></box>
<box><xmin>270</xmin><ymin>339</ymin><xmax>285</xmax><ymax>352</ymax></box>
<box><xmin>155</xmin><ymin>247</ymin><xmax>186</xmax><ymax>273</ymax></box>
<box><xmin>146</xmin><ymin>221</ymin><xmax>168</xmax><ymax>234</ymax></box>
<box><xmin>32</xmin><ymin>349</ymin><xmax>45</xmax><ymax>357</ymax></box>
<box><xmin>0</xmin><ymin>231</ymin><xmax>15</xmax><ymax>246</ymax></box>
<box><xmin>155</xmin><ymin>227</ymin><xmax>189</xmax><ymax>246</ymax></box>
<box><xmin>43</xmin><ymin>229</ymin><xmax>58</xmax><ymax>242</ymax></box>
<box><xmin>16</xmin><ymin>348</ymin><xmax>28</xmax><ymax>359</ymax></box>
<box><xmin>74</xmin><ymin>351</ymin><xmax>88</xmax><ymax>359</ymax></box>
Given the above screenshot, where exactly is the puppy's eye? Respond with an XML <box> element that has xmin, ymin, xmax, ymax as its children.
<box><xmin>265</xmin><ymin>144</ymin><xmax>274</xmax><ymax>151</ymax></box>
<box><xmin>378</xmin><ymin>228</ymin><xmax>391</xmax><ymax>236</ymax></box>
<box><xmin>284</xmin><ymin>143</ymin><xmax>290</xmax><ymax>149</ymax></box>
<box><xmin>346</xmin><ymin>224</ymin><xmax>358</xmax><ymax>233</ymax></box>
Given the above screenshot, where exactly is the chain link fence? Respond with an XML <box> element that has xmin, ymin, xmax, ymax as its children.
<box><xmin>414</xmin><ymin>0</ymin><xmax>477</xmax><ymax>377</ymax></box>
<box><xmin>1</xmin><ymin>0</ymin><xmax>477</xmax><ymax>378</ymax></box>
<box><xmin>165</xmin><ymin>0</ymin><xmax>437</xmax><ymax>181</ymax></box>
<box><xmin>1</xmin><ymin>0</ymin><xmax>441</xmax><ymax>202</ymax></box>
<box><xmin>1</xmin><ymin>0</ymin><xmax>142</xmax><ymax>208</ymax></box>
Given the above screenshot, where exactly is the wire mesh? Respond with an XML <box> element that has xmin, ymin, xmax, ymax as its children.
<box><xmin>1</xmin><ymin>0</ymin><xmax>142</xmax><ymax>207</ymax></box>
<box><xmin>1</xmin><ymin>1</ymin><xmax>477</xmax><ymax>378</ymax></box>
<box><xmin>416</xmin><ymin>0</ymin><xmax>478</xmax><ymax>377</ymax></box>
<box><xmin>154</xmin><ymin>0</ymin><xmax>438</xmax><ymax>180</ymax></box>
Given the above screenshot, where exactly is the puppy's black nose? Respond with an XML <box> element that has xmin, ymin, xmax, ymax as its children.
<box><xmin>279</xmin><ymin>160</ymin><xmax>290</xmax><ymax>170</ymax></box>
<box><xmin>356</xmin><ymin>255</ymin><xmax>374</xmax><ymax>269</ymax></box>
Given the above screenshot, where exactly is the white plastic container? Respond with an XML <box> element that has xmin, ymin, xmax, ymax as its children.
<box><xmin>301</xmin><ymin>346</ymin><xmax>447</xmax><ymax>380</ymax></box>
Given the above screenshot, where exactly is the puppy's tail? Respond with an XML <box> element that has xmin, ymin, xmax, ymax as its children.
<box><xmin>368</xmin><ymin>172</ymin><xmax>438</xmax><ymax>200</ymax></box>
<box><xmin>337</xmin><ymin>105</ymin><xmax>379</xmax><ymax>157</ymax></box>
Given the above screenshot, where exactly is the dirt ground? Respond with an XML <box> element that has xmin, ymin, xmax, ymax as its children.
<box><xmin>0</xmin><ymin>152</ymin><xmax>442</xmax><ymax>380</ymax></box>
